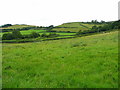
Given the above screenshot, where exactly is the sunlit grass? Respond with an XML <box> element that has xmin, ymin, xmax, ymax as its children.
<box><xmin>2</xmin><ymin>31</ymin><xmax>118</xmax><ymax>88</ymax></box>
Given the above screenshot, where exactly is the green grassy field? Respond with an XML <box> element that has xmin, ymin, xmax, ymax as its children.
<box><xmin>52</xmin><ymin>22</ymin><xmax>104</xmax><ymax>32</ymax></box>
<box><xmin>52</xmin><ymin>28</ymin><xmax>82</xmax><ymax>32</ymax></box>
<box><xmin>0</xmin><ymin>30</ymin><xmax>76</xmax><ymax>37</ymax></box>
<box><xmin>58</xmin><ymin>22</ymin><xmax>104</xmax><ymax>27</ymax></box>
<box><xmin>20</xmin><ymin>30</ymin><xmax>46</xmax><ymax>35</ymax></box>
<box><xmin>2</xmin><ymin>31</ymin><xmax>118</xmax><ymax>88</ymax></box>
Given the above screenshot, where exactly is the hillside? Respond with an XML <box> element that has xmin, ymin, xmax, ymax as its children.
<box><xmin>52</xmin><ymin>22</ymin><xmax>105</xmax><ymax>32</ymax></box>
<box><xmin>2</xmin><ymin>31</ymin><xmax>118</xmax><ymax>88</ymax></box>
<box><xmin>0</xmin><ymin>24</ymin><xmax>37</xmax><ymax>30</ymax></box>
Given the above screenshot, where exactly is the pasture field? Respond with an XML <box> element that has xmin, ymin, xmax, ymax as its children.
<box><xmin>2</xmin><ymin>31</ymin><xmax>118</xmax><ymax>88</ymax></box>
<box><xmin>0</xmin><ymin>30</ymin><xmax>76</xmax><ymax>37</ymax></box>
<box><xmin>52</xmin><ymin>28</ymin><xmax>82</xmax><ymax>32</ymax></box>
<box><xmin>57</xmin><ymin>22</ymin><xmax>103</xmax><ymax>28</ymax></box>
<box><xmin>0</xmin><ymin>30</ymin><xmax>46</xmax><ymax>37</ymax></box>
<box><xmin>20</xmin><ymin>30</ymin><xmax>46</xmax><ymax>34</ymax></box>
<box><xmin>53</xmin><ymin>22</ymin><xmax>104</xmax><ymax>32</ymax></box>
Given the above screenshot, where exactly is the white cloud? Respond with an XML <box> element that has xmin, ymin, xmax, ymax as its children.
<box><xmin>0</xmin><ymin>0</ymin><xmax>119</xmax><ymax>26</ymax></box>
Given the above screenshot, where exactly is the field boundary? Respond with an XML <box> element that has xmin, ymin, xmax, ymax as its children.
<box><xmin>1</xmin><ymin>29</ymin><xmax>118</xmax><ymax>43</ymax></box>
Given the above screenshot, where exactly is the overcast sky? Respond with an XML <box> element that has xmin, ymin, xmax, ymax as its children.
<box><xmin>0</xmin><ymin>0</ymin><xmax>119</xmax><ymax>26</ymax></box>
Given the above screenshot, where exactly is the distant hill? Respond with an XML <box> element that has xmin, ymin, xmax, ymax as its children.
<box><xmin>0</xmin><ymin>24</ymin><xmax>37</xmax><ymax>30</ymax></box>
<box><xmin>1</xmin><ymin>20</ymin><xmax>119</xmax><ymax>33</ymax></box>
<box><xmin>52</xmin><ymin>22</ymin><xmax>105</xmax><ymax>32</ymax></box>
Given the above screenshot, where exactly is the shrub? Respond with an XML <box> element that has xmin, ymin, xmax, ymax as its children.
<box><xmin>12</xmin><ymin>30</ymin><xmax>22</xmax><ymax>39</ymax></box>
<box><xmin>2</xmin><ymin>33</ymin><xmax>14</xmax><ymax>40</ymax></box>
<box><xmin>30</xmin><ymin>32</ymin><xmax>40</xmax><ymax>38</ymax></box>
<box><xmin>2</xmin><ymin>30</ymin><xmax>22</xmax><ymax>40</ymax></box>
<box><xmin>41</xmin><ymin>33</ymin><xmax>47</xmax><ymax>37</ymax></box>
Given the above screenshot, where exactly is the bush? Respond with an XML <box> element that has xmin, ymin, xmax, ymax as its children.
<box><xmin>12</xmin><ymin>30</ymin><xmax>22</xmax><ymax>39</ymax></box>
<box><xmin>30</xmin><ymin>32</ymin><xmax>40</xmax><ymax>38</ymax></box>
<box><xmin>2</xmin><ymin>30</ymin><xmax>22</xmax><ymax>40</ymax></box>
<box><xmin>2</xmin><ymin>33</ymin><xmax>14</xmax><ymax>40</ymax></box>
<box><xmin>41</xmin><ymin>33</ymin><xmax>47</xmax><ymax>37</ymax></box>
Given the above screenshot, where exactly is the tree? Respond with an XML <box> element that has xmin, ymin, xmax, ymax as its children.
<box><xmin>46</xmin><ymin>25</ymin><xmax>54</xmax><ymax>30</ymax></box>
<box><xmin>91</xmin><ymin>20</ymin><xmax>99</xmax><ymax>24</ymax></box>
<box><xmin>30</xmin><ymin>32</ymin><xmax>40</xmax><ymax>38</ymax></box>
<box><xmin>91</xmin><ymin>26</ymin><xmax>98</xmax><ymax>30</ymax></box>
<box><xmin>2</xmin><ymin>30</ymin><xmax>22</xmax><ymax>40</ymax></box>
<box><xmin>41</xmin><ymin>33</ymin><xmax>47</xmax><ymax>37</ymax></box>
<box><xmin>1</xmin><ymin>24</ymin><xmax>12</xmax><ymax>28</ymax></box>
<box><xmin>100</xmin><ymin>20</ymin><xmax>105</xmax><ymax>24</ymax></box>
<box><xmin>111</xmin><ymin>20</ymin><xmax>120</xmax><ymax>29</ymax></box>
<box><xmin>2</xmin><ymin>33</ymin><xmax>14</xmax><ymax>40</ymax></box>
<box><xmin>12</xmin><ymin>30</ymin><xmax>22</xmax><ymax>39</ymax></box>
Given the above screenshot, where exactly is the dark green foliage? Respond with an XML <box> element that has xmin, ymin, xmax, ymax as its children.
<box><xmin>1</xmin><ymin>24</ymin><xmax>12</xmax><ymax>28</ymax></box>
<box><xmin>111</xmin><ymin>20</ymin><xmax>120</xmax><ymax>29</ymax></box>
<box><xmin>100</xmin><ymin>20</ymin><xmax>105</xmax><ymax>23</ymax></box>
<box><xmin>2</xmin><ymin>30</ymin><xmax>22</xmax><ymax>40</ymax></box>
<box><xmin>12</xmin><ymin>30</ymin><xmax>22</xmax><ymax>39</ymax></box>
<box><xmin>98</xmin><ymin>20</ymin><xmax>120</xmax><ymax>31</ymax></box>
<box><xmin>76</xmin><ymin>20</ymin><xmax>119</xmax><ymax>36</ymax></box>
<box><xmin>91</xmin><ymin>25</ymin><xmax>98</xmax><ymax>30</ymax></box>
<box><xmin>2</xmin><ymin>29</ymin><xmax>13</xmax><ymax>32</ymax></box>
<box><xmin>82</xmin><ymin>20</ymin><xmax>106</xmax><ymax>24</ymax></box>
<box><xmin>91</xmin><ymin>20</ymin><xmax>99</xmax><ymax>24</ymax></box>
<box><xmin>2</xmin><ymin>30</ymin><xmax>40</xmax><ymax>40</ymax></box>
<box><xmin>41</xmin><ymin>33</ymin><xmax>47</xmax><ymax>37</ymax></box>
<box><xmin>30</xmin><ymin>32</ymin><xmax>40</xmax><ymax>38</ymax></box>
<box><xmin>2</xmin><ymin>33</ymin><xmax>14</xmax><ymax>40</ymax></box>
<box><xmin>46</xmin><ymin>25</ymin><xmax>54</xmax><ymax>30</ymax></box>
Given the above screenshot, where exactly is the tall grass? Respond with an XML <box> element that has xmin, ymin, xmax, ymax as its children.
<box><xmin>2</xmin><ymin>31</ymin><xmax>118</xmax><ymax>88</ymax></box>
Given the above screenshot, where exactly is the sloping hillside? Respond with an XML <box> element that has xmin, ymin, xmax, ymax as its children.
<box><xmin>52</xmin><ymin>22</ymin><xmax>104</xmax><ymax>32</ymax></box>
<box><xmin>0</xmin><ymin>24</ymin><xmax>37</xmax><ymax>30</ymax></box>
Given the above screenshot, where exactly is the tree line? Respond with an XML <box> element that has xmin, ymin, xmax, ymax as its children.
<box><xmin>1</xmin><ymin>20</ymin><xmax>119</xmax><ymax>40</ymax></box>
<box><xmin>76</xmin><ymin>20</ymin><xmax>120</xmax><ymax>36</ymax></box>
<box><xmin>0</xmin><ymin>24</ymin><xmax>54</xmax><ymax>32</ymax></box>
<box><xmin>2</xmin><ymin>30</ymin><xmax>59</xmax><ymax>40</ymax></box>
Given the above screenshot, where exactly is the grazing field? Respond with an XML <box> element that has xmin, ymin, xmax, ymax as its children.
<box><xmin>52</xmin><ymin>22</ymin><xmax>104</xmax><ymax>32</ymax></box>
<box><xmin>52</xmin><ymin>28</ymin><xmax>82</xmax><ymax>32</ymax></box>
<box><xmin>57</xmin><ymin>22</ymin><xmax>103</xmax><ymax>28</ymax></box>
<box><xmin>0</xmin><ymin>30</ymin><xmax>76</xmax><ymax>37</ymax></box>
<box><xmin>2</xmin><ymin>31</ymin><xmax>118</xmax><ymax>88</ymax></box>
<box><xmin>0</xmin><ymin>30</ymin><xmax>45</xmax><ymax>37</ymax></box>
<box><xmin>20</xmin><ymin>30</ymin><xmax>46</xmax><ymax>35</ymax></box>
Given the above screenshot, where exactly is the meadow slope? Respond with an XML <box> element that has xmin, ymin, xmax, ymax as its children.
<box><xmin>52</xmin><ymin>22</ymin><xmax>104</xmax><ymax>32</ymax></box>
<box><xmin>2</xmin><ymin>31</ymin><xmax>118</xmax><ymax>88</ymax></box>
